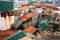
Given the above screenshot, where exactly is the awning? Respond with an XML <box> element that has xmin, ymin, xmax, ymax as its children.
<box><xmin>19</xmin><ymin>6</ymin><xmax>29</xmax><ymax>11</ymax></box>
<box><xmin>56</xmin><ymin>7</ymin><xmax>60</xmax><ymax>9</ymax></box>
<box><xmin>20</xmin><ymin>13</ymin><xmax>36</xmax><ymax>21</ymax></box>
<box><xmin>22</xmin><ymin>2</ymin><xmax>29</xmax><ymax>6</ymax></box>
<box><xmin>43</xmin><ymin>4</ymin><xmax>57</xmax><ymax>8</ymax></box>
<box><xmin>23</xmin><ymin>26</ymin><xmax>37</xmax><ymax>34</ymax></box>
<box><xmin>0</xmin><ymin>29</ymin><xmax>16</xmax><ymax>36</ymax></box>
<box><xmin>32</xmin><ymin>3</ymin><xmax>42</xmax><ymax>7</ymax></box>
<box><xmin>38</xmin><ymin>19</ymin><xmax>49</xmax><ymax>29</ymax></box>
<box><xmin>53</xmin><ymin>10</ymin><xmax>60</xmax><ymax>14</ymax></box>
<box><xmin>0</xmin><ymin>1</ymin><xmax>13</xmax><ymax>12</ymax></box>
<box><xmin>19</xmin><ymin>36</ymin><xmax>33</xmax><ymax>40</ymax></box>
<box><xmin>52</xmin><ymin>11</ymin><xmax>57</xmax><ymax>15</ymax></box>
<box><xmin>44</xmin><ymin>13</ymin><xmax>50</xmax><ymax>16</ymax></box>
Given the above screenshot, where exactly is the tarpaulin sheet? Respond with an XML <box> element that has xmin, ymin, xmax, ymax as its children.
<box><xmin>0</xmin><ymin>1</ymin><xmax>13</xmax><ymax>12</ymax></box>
